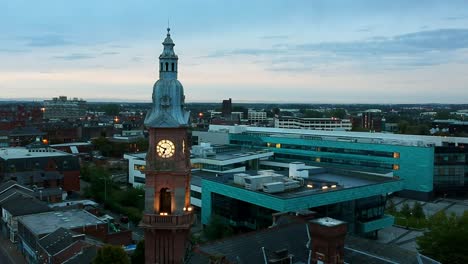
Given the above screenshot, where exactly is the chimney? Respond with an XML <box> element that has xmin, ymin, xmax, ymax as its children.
<box><xmin>308</xmin><ymin>217</ymin><xmax>347</xmax><ymax>264</ymax></box>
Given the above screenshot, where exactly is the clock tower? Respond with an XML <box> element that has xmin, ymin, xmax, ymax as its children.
<box><xmin>141</xmin><ymin>28</ymin><xmax>193</xmax><ymax>264</ymax></box>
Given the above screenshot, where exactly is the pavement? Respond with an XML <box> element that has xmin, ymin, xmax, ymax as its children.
<box><xmin>378</xmin><ymin>197</ymin><xmax>468</xmax><ymax>253</ymax></box>
<box><xmin>0</xmin><ymin>237</ymin><xmax>27</xmax><ymax>264</ymax></box>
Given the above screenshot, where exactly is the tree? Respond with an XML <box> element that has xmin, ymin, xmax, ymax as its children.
<box><xmin>400</xmin><ymin>203</ymin><xmax>411</xmax><ymax>218</ymax></box>
<box><xmin>131</xmin><ymin>240</ymin><xmax>145</xmax><ymax>264</ymax></box>
<box><xmin>411</xmin><ymin>202</ymin><xmax>425</xmax><ymax>219</ymax></box>
<box><xmin>303</xmin><ymin>110</ymin><xmax>323</xmax><ymax>118</ymax></box>
<box><xmin>102</xmin><ymin>104</ymin><xmax>121</xmax><ymax>116</ymax></box>
<box><xmin>93</xmin><ymin>245</ymin><xmax>129</xmax><ymax>264</ymax></box>
<box><xmin>326</xmin><ymin>109</ymin><xmax>347</xmax><ymax>119</ymax></box>
<box><xmin>387</xmin><ymin>199</ymin><xmax>397</xmax><ymax>215</ymax></box>
<box><xmin>417</xmin><ymin>211</ymin><xmax>468</xmax><ymax>264</ymax></box>
<box><xmin>203</xmin><ymin>215</ymin><xmax>234</xmax><ymax>240</ymax></box>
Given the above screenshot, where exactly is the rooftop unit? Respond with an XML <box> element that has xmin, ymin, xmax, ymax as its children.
<box><xmin>244</xmin><ymin>175</ymin><xmax>282</xmax><ymax>191</ymax></box>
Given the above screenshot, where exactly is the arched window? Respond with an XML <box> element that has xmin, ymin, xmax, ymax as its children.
<box><xmin>160</xmin><ymin>63</ymin><xmax>163</xmax><ymax>71</ymax></box>
<box><xmin>171</xmin><ymin>63</ymin><xmax>175</xmax><ymax>71</ymax></box>
<box><xmin>160</xmin><ymin>188</ymin><xmax>171</xmax><ymax>213</ymax></box>
<box><xmin>165</xmin><ymin>62</ymin><xmax>169</xmax><ymax>71</ymax></box>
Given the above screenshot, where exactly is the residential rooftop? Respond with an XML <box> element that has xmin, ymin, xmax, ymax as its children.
<box><xmin>18</xmin><ymin>209</ymin><xmax>105</xmax><ymax>236</ymax></box>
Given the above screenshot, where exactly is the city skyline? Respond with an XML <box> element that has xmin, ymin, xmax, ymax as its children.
<box><xmin>1</xmin><ymin>0</ymin><xmax>468</xmax><ymax>103</ymax></box>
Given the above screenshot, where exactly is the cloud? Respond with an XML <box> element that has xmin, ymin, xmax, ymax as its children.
<box><xmin>25</xmin><ymin>35</ymin><xmax>72</xmax><ymax>47</ymax></box>
<box><xmin>444</xmin><ymin>15</ymin><xmax>468</xmax><ymax>21</ymax></box>
<box><xmin>205</xmin><ymin>28</ymin><xmax>468</xmax><ymax>71</ymax></box>
<box><xmin>53</xmin><ymin>53</ymin><xmax>96</xmax><ymax>60</ymax></box>
<box><xmin>100</xmin><ymin>51</ymin><xmax>119</xmax><ymax>55</ymax></box>
<box><xmin>261</xmin><ymin>35</ymin><xmax>289</xmax><ymax>40</ymax></box>
<box><xmin>355</xmin><ymin>27</ymin><xmax>372</xmax><ymax>33</ymax></box>
<box><xmin>298</xmin><ymin>29</ymin><xmax>468</xmax><ymax>55</ymax></box>
<box><xmin>0</xmin><ymin>48</ymin><xmax>31</xmax><ymax>53</ymax></box>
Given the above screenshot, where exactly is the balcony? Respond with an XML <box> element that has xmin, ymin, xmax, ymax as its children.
<box><xmin>141</xmin><ymin>213</ymin><xmax>194</xmax><ymax>229</ymax></box>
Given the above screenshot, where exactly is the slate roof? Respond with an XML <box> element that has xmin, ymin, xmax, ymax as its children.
<box><xmin>39</xmin><ymin>227</ymin><xmax>84</xmax><ymax>256</ymax></box>
<box><xmin>194</xmin><ymin>221</ymin><xmax>309</xmax><ymax>264</ymax></box>
<box><xmin>0</xmin><ymin>188</ymin><xmax>33</xmax><ymax>205</ymax></box>
<box><xmin>2</xmin><ymin>196</ymin><xmax>51</xmax><ymax>216</ymax></box>
<box><xmin>63</xmin><ymin>245</ymin><xmax>98</xmax><ymax>264</ymax></box>
<box><xmin>0</xmin><ymin>180</ymin><xmax>18</xmax><ymax>193</ymax></box>
<box><xmin>193</xmin><ymin>219</ymin><xmax>427</xmax><ymax>264</ymax></box>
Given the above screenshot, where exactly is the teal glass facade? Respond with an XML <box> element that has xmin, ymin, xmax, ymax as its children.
<box><xmin>229</xmin><ymin>132</ymin><xmax>434</xmax><ymax>199</ymax></box>
<box><xmin>201</xmin><ymin>177</ymin><xmax>403</xmax><ymax>234</ymax></box>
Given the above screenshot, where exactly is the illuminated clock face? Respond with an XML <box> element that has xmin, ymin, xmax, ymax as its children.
<box><xmin>156</xmin><ymin>139</ymin><xmax>175</xmax><ymax>158</ymax></box>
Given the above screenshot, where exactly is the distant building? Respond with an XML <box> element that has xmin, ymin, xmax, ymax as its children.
<box><xmin>7</xmin><ymin>127</ymin><xmax>46</xmax><ymax>147</ymax></box>
<box><xmin>208</xmin><ymin>125</ymin><xmax>468</xmax><ymax>199</ymax></box>
<box><xmin>248</xmin><ymin>110</ymin><xmax>267</xmax><ymax>123</ymax></box>
<box><xmin>43</xmin><ymin>96</ymin><xmax>86</xmax><ymax>121</ymax></box>
<box><xmin>275</xmin><ymin>117</ymin><xmax>352</xmax><ymax>131</ymax></box>
<box><xmin>221</xmin><ymin>98</ymin><xmax>232</xmax><ymax>117</ymax></box>
<box><xmin>360</xmin><ymin>109</ymin><xmax>383</xmax><ymax>132</ymax></box>
<box><xmin>432</xmin><ymin>119</ymin><xmax>468</xmax><ymax>134</ymax></box>
<box><xmin>0</xmin><ymin>143</ymin><xmax>81</xmax><ymax>193</ymax></box>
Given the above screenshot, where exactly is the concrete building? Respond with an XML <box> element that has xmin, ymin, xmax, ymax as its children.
<box><xmin>207</xmin><ymin>125</ymin><xmax>468</xmax><ymax>200</ymax></box>
<box><xmin>247</xmin><ymin>110</ymin><xmax>267</xmax><ymax>123</ymax></box>
<box><xmin>43</xmin><ymin>96</ymin><xmax>86</xmax><ymax>121</ymax></box>
<box><xmin>198</xmin><ymin>166</ymin><xmax>401</xmax><ymax>237</ymax></box>
<box><xmin>0</xmin><ymin>143</ymin><xmax>81</xmax><ymax>194</ymax></box>
<box><xmin>275</xmin><ymin>117</ymin><xmax>352</xmax><ymax>131</ymax></box>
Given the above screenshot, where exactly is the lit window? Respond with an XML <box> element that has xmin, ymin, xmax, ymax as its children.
<box><xmin>276</xmin><ymin>143</ymin><xmax>281</xmax><ymax>148</ymax></box>
<box><xmin>393</xmin><ymin>164</ymin><xmax>400</xmax><ymax>170</ymax></box>
<box><xmin>393</xmin><ymin>152</ymin><xmax>400</xmax><ymax>158</ymax></box>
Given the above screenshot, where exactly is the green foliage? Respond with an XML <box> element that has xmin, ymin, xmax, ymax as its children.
<box><xmin>102</xmin><ymin>104</ymin><xmax>121</xmax><ymax>116</ymax></box>
<box><xmin>135</xmin><ymin>138</ymin><xmax>149</xmax><ymax>152</ymax></box>
<box><xmin>93</xmin><ymin>245</ymin><xmax>129</xmax><ymax>264</ymax></box>
<box><xmin>412</xmin><ymin>202</ymin><xmax>425</xmax><ymax>219</ymax></box>
<box><xmin>203</xmin><ymin>215</ymin><xmax>234</xmax><ymax>241</ymax></box>
<box><xmin>387</xmin><ymin>199</ymin><xmax>397</xmax><ymax>215</ymax></box>
<box><xmin>303</xmin><ymin>110</ymin><xmax>323</xmax><ymax>118</ymax></box>
<box><xmin>400</xmin><ymin>203</ymin><xmax>411</xmax><ymax>218</ymax></box>
<box><xmin>92</xmin><ymin>136</ymin><xmax>130</xmax><ymax>157</ymax></box>
<box><xmin>417</xmin><ymin>211</ymin><xmax>468</xmax><ymax>264</ymax></box>
<box><xmin>131</xmin><ymin>240</ymin><xmax>145</xmax><ymax>264</ymax></box>
<box><xmin>84</xmin><ymin>165</ymin><xmax>144</xmax><ymax>224</ymax></box>
<box><xmin>325</xmin><ymin>108</ymin><xmax>347</xmax><ymax>119</ymax></box>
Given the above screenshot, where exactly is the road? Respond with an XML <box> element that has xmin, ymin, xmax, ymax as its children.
<box><xmin>0</xmin><ymin>242</ymin><xmax>14</xmax><ymax>264</ymax></box>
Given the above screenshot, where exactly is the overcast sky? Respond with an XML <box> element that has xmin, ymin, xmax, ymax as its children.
<box><xmin>1</xmin><ymin>0</ymin><xmax>468</xmax><ymax>103</ymax></box>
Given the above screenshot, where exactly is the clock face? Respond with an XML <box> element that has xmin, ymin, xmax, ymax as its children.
<box><xmin>156</xmin><ymin>139</ymin><xmax>175</xmax><ymax>158</ymax></box>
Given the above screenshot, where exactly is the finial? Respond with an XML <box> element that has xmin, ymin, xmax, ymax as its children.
<box><xmin>167</xmin><ymin>19</ymin><xmax>170</xmax><ymax>36</ymax></box>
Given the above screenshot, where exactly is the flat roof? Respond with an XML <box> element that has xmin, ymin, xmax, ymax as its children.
<box><xmin>195</xmin><ymin>168</ymin><xmax>399</xmax><ymax>199</ymax></box>
<box><xmin>0</xmin><ymin>147</ymin><xmax>71</xmax><ymax>160</ymax></box>
<box><xmin>125</xmin><ymin>147</ymin><xmax>274</xmax><ymax>165</ymax></box>
<box><xmin>209</xmin><ymin>125</ymin><xmax>468</xmax><ymax>147</ymax></box>
<box><xmin>50</xmin><ymin>142</ymin><xmax>92</xmax><ymax>147</ymax></box>
<box><xmin>18</xmin><ymin>209</ymin><xmax>105</xmax><ymax>236</ymax></box>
